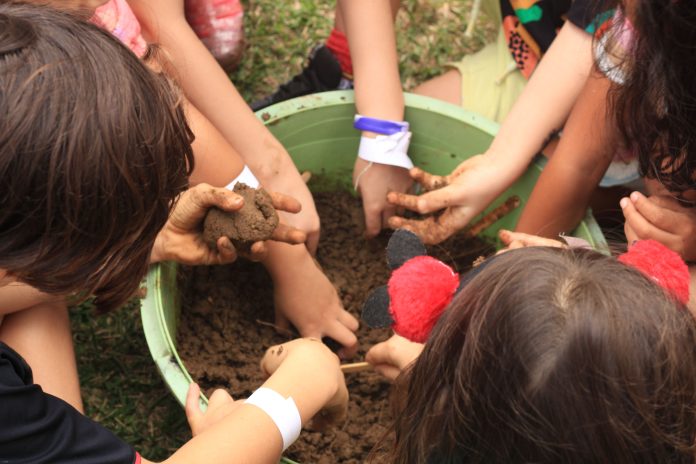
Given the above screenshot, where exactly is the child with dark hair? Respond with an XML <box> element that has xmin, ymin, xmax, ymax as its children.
<box><xmin>516</xmin><ymin>0</ymin><xmax>696</xmax><ymax>262</ymax></box>
<box><xmin>390</xmin><ymin>0</ymin><xmax>696</xmax><ymax>281</ymax></box>
<box><xmin>20</xmin><ymin>0</ymin><xmax>361</xmax><ymax>359</ymax></box>
<box><xmin>0</xmin><ymin>5</ymin><xmax>347</xmax><ymax>462</ymax></box>
<box><xmin>367</xmin><ymin>242</ymin><xmax>696</xmax><ymax>462</ymax></box>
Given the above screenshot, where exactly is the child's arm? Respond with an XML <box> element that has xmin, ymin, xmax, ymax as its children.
<box><xmin>338</xmin><ymin>0</ymin><xmax>413</xmax><ymax>238</ymax></box>
<box><xmin>184</xmin><ymin>99</ymin><xmax>244</xmax><ymax>187</ymax></box>
<box><xmin>515</xmin><ymin>71</ymin><xmax>616</xmax><ymax>237</ymax></box>
<box><xmin>128</xmin><ymin>0</ymin><xmax>321</xmax><ymax>253</ymax></box>
<box><xmin>143</xmin><ymin>338</ymin><xmax>347</xmax><ymax>464</ymax></box>
<box><xmin>387</xmin><ymin>21</ymin><xmax>594</xmax><ymax>244</ymax></box>
<box><xmin>261</xmin><ymin>243</ymin><xmax>359</xmax><ymax>357</ymax></box>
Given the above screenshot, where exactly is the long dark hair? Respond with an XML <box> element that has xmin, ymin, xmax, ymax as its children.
<box><xmin>383</xmin><ymin>247</ymin><xmax>696</xmax><ymax>463</ymax></box>
<box><xmin>603</xmin><ymin>1</ymin><xmax>696</xmax><ymax>196</ymax></box>
<box><xmin>0</xmin><ymin>3</ymin><xmax>194</xmax><ymax>311</ymax></box>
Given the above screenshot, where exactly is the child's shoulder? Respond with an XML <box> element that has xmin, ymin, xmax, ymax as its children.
<box><xmin>0</xmin><ymin>342</ymin><xmax>138</xmax><ymax>464</ymax></box>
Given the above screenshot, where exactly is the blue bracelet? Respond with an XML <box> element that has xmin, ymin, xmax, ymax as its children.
<box><xmin>353</xmin><ymin>115</ymin><xmax>409</xmax><ymax>135</ymax></box>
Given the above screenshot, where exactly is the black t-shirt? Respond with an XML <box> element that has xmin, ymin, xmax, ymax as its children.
<box><xmin>0</xmin><ymin>342</ymin><xmax>139</xmax><ymax>464</ymax></box>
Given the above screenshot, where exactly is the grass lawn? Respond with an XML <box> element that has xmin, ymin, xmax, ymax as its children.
<box><xmin>73</xmin><ymin>1</ymin><xmax>493</xmax><ymax>460</ymax></box>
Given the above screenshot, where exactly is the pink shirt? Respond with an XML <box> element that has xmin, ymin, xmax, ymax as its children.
<box><xmin>91</xmin><ymin>0</ymin><xmax>147</xmax><ymax>58</ymax></box>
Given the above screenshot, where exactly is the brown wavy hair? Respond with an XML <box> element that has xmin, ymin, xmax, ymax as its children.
<box><xmin>381</xmin><ymin>247</ymin><xmax>696</xmax><ymax>463</ymax></box>
<box><xmin>601</xmin><ymin>1</ymin><xmax>696</xmax><ymax>197</ymax></box>
<box><xmin>0</xmin><ymin>3</ymin><xmax>194</xmax><ymax>311</ymax></box>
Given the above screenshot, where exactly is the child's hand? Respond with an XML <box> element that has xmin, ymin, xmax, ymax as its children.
<box><xmin>353</xmin><ymin>158</ymin><xmax>414</xmax><ymax>238</ymax></box>
<box><xmin>621</xmin><ymin>191</ymin><xmax>696</xmax><ymax>261</ymax></box>
<box><xmin>365</xmin><ymin>334</ymin><xmax>423</xmax><ymax>381</ymax></box>
<box><xmin>386</xmin><ymin>155</ymin><xmax>506</xmax><ymax>244</ymax></box>
<box><xmin>151</xmin><ymin>184</ymin><xmax>306</xmax><ymax>265</ymax></box>
<box><xmin>263</xmin><ymin>171</ymin><xmax>322</xmax><ymax>255</ymax></box>
<box><xmin>261</xmin><ymin>338</ymin><xmax>349</xmax><ymax>430</ymax></box>
<box><xmin>267</xmin><ymin>244</ymin><xmax>359</xmax><ymax>358</ymax></box>
<box><xmin>185</xmin><ymin>383</ymin><xmax>242</xmax><ymax>437</ymax></box>
<box><xmin>497</xmin><ymin>229</ymin><xmax>565</xmax><ymax>253</ymax></box>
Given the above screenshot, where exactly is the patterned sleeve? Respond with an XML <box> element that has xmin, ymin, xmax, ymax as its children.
<box><xmin>0</xmin><ymin>342</ymin><xmax>139</xmax><ymax>464</ymax></box>
<box><xmin>566</xmin><ymin>0</ymin><xmax>614</xmax><ymax>34</ymax></box>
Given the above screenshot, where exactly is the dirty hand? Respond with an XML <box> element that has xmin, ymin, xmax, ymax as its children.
<box><xmin>151</xmin><ymin>184</ymin><xmax>306</xmax><ymax>265</ymax></box>
<box><xmin>185</xmin><ymin>383</ymin><xmax>242</xmax><ymax>437</ymax></box>
<box><xmin>365</xmin><ymin>334</ymin><xmax>424</xmax><ymax>381</ymax></box>
<box><xmin>386</xmin><ymin>155</ymin><xmax>505</xmax><ymax>244</ymax></box>
<box><xmin>263</xmin><ymin>169</ymin><xmax>321</xmax><ymax>255</ymax></box>
<box><xmin>261</xmin><ymin>338</ymin><xmax>348</xmax><ymax>430</ymax></box>
<box><xmin>621</xmin><ymin>191</ymin><xmax>696</xmax><ymax>261</ymax></box>
<box><xmin>269</xmin><ymin>245</ymin><xmax>359</xmax><ymax>358</ymax></box>
<box><xmin>497</xmin><ymin>229</ymin><xmax>565</xmax><ymax>254</ymax></box>
<box><xmin>353</xmin><ymin>158</ymin><xmax>413</xmax><ymax>238</ymax></box>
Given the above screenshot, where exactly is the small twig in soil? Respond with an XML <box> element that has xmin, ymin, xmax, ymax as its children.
<box><xmin>254</xmin><ymin>319</ymin><xmax>296</xmax><ymax>338</ymax></box>
<box><xmin>301</xmin><ymin>171</ymin><xmax>312</xmax><ymax>184</ymax></box>
<box><xmin>464</xmin><ymin>195</ymin><xmax>520</xmax><ymax>238</ymax></box>
<box><xmin>340</xmin><ymin>361</ymin><xmax>372</xmax><ymax>373</ymax></box>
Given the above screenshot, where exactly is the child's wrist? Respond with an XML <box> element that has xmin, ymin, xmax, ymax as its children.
<box><xmin>354</xmin><ymin>114</ymin><xmax>413</xmax><ymax>169</ymax></box>
<box><xmin>225</xmin><ymin>165</ymin><xmax>260</xmax><ymax>190</ymax></box>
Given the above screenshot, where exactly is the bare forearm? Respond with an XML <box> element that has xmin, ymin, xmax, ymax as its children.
<box><xmin>486</xmin><ymin>22</ymin><xmax>593</xmax><ymax>184</ymax></box>
<box><xmin>184</xmin><ymin>100</ymin><xmax>245</xmax><ymax>187</ymax></box>
<box><xmin>516</xmin><ymin>72</ymin><xmax>616</xmax><ymax>237</ymax></box>
<box><xmin>338</xmin><ymin>0</ymin><xmax>403</xmax><ymax>122</ymax></box>
<box><xmin>129</xmin><ymin>0</ymin><xmax>296</xmax><ymax>182</ymax></box>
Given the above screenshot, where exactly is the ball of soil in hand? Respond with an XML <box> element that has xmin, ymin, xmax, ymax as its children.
<box><xmin>203</xmin><ymin>183</ymin><xmax>279</xmax><ymax>249</ymax></box>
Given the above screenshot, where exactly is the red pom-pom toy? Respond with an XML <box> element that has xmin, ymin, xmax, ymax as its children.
<box><xmin>388</xmin><ymin>256</ymin><xmax>460</xmax><ymax>343</ymax></box>
<box><xmin>618</xmin><ymin>239</ymin><xmax>690</xmax><ymax>305</ymax></box>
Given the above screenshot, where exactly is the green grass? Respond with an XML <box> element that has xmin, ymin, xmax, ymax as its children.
<box><xmin>74</xmin><ymin>1</ymin><xmax>493</xmax><ymax>461</ymax></box>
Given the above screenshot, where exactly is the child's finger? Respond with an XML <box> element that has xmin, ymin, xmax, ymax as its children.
<box><xmin>215</xmin><ymin>237</ymin><xmax>238</xmax><ymax>263</ymax></box>
<box><xmin>185</xmin><ymin>383</ymin><xmax>203</xmax><ymax>430</ymax></box>
<box><xmin>498</xmin><ymin>230</ymin><xmax>564</xmax><ymax>248</ymax></box>
<box><xmin>387</xmin><ymin>191</ymin><xmax>422</xmax><ymax>212</ymax></box>
<box><xmin>410</xmin><ymin>167</ymin><xmax>448</xmax><ymax>191</ymax></box>
<box><xmin>337</xmin><ymin>309</ymin><xmax>360</xmax><ymax>332</ymax></box>
<box><xmin>192</xmin><ymin>183</ymin><xmax>245</xmax><ymax>213</ymax></box>
<box><xmin>260</xmin><ymin>342</ymin><xmax>290</xmax><ymax>376</ymax></box>
<box><xmin>624</xmin><ymin>220</ymin><xmax>638</xmax><ymax>244</ymax></box>
<box><xmin>241</xmin><ymin>241</ymin><xmax>267</xmax><ymax>262</ymax></box>
<box><xmin>387</xmin><ymin>216</ymin><xmax>454</xmax><ymax>245</ymax></box>
<box><xmin>208</xmin><ymin>388</ymin><xmax>234</xmax><ymax>409</ymax></box>
<box><xmin>324</xmin><ymin>321</ymin><xmax>358</xmax><ymax>357</ymax></box>
<box><xmin>271</xmin><ymin>224</ymin><xmax>307</xmax><ymax>245</ymax></box>
<box><xmin>630</xmin><ymin>192</ymin><xmax>678</xmax><ymax>232</ymax></box>
<box><xmin>620</xmin><ymin>197</ymin><xmax>675</xmax><ymax>243</ymax></box>
<box><xmin>269</xmin><ymin>191</ymin><xmax>302</xmax><ymax>214</ymax></box>
<box><xmin>363</xmin><ymin>204</ymin><xmax>382</xmax><ymax>239</ymax></box>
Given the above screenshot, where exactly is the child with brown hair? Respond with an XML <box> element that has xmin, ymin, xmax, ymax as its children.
<box><xmin>20</xmin><ymin>0</ymin><xmax>361</xmax><ymax>359</ymax></box>
<box><xmin>0</xmin><ymin>4</ymin><xmax>347</xmax><ymax>462</ymax></box>
<box><xmin>367</xmin><ymin>242</ymin><xmax>696</xmax><ymax>462</ymax></box>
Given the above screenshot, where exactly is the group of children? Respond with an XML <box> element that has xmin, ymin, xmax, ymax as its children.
<box><xmin>2</xmin><ymin>0</ymin><xmax>696</xmax><ymax>462</ymax></box>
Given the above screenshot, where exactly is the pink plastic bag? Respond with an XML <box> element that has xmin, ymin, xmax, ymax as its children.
<box><xmin>185</xmin><ymin>0</ymin><xmax>245</xmax><ymax>72</ymax></box>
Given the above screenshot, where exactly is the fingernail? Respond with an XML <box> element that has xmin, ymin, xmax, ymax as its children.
<box><xmin>620</xmin><ymin>198</ymin><xmax>629</xmax><ymax>209</ymax></box>
<box><xmin>630</xmin><ymin>191</ymin><xmax>641</xmax><ymax>202</ymax></box>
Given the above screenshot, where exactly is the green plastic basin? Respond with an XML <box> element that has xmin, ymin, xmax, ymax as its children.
<box><xmin>141</xmin><ymin>91</ymin><xmax>607</xmax><ymax>462</ymax></box>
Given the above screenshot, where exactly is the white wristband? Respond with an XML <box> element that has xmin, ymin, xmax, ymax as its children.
<box><xmin>245</xmin><ymin>387</ymin><xmax>302</xmax><ymax>451</ymax></box>
<box><xmin>357</xmin><ymin>132</ymin><xmax>413</xmax><ymax>169</ymax></box>
<box><xmin>225</xmin><ymin>165</ymin><xmax>260</xmax><ymax>190</ymax></box>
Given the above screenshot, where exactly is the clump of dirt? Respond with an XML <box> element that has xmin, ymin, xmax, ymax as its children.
<box><xmin>203</xmin><ymin>182</ymin><xmax>278</xmax><ymax>248</ymax></box>
<box><xmin>178</xmin><ymin>190</ymin><xmax>494</xmax><ymax>463</ymax></box>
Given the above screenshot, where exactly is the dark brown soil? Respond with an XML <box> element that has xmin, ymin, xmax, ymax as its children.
<box><xmin>178</xmin><ymin>190</ymin><xmax>494</xmax><ymax>463</ymax></box>
<box><xmin>203</xmin><ymin>182</ymin><xmax>278</xmax><ymax>248</ymax></box>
